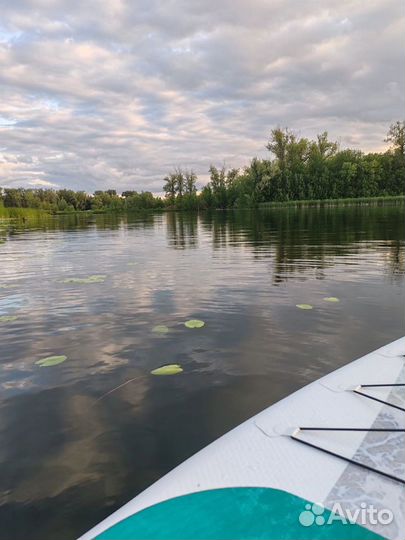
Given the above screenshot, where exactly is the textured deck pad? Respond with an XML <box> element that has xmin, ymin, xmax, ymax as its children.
<box><xmin>325</xmin><ymin>368</ymin><xmax>405</xmax><ymax>540</ymax></box>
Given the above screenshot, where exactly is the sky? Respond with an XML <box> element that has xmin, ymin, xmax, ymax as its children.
<box><xmin>0</xmin><ymin>0</ymin><xmax>404</xmax><ymax>194</ymax></box>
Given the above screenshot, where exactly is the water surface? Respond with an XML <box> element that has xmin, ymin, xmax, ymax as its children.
<box><xmin>0</xmin><ymin>206</ymin><xmax>404</xmax><ymax>540</ymax></box>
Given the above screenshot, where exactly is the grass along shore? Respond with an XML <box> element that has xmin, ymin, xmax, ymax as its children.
<box><xmin>258</xmin><ymin>195</ymin><xmax>405</xmax><ymax>209</ymax></box>
<box><xmin>0</xmin><ymin>195</ymin><xmax>404</xmax><ymax>221</ymax></box>
<box><xmin>0</xmin><ymin>206</ymin><xmax>52</xmax><ymax>220</ymax></box>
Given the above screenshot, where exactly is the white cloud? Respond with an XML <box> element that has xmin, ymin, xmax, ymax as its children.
<box><xmin>28</xmin><ymin>178</ymin><xmax>59</xmax><ymax>187</ymax></box>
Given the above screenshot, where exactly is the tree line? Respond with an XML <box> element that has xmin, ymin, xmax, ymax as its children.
<box><xmin>0</xmin><ymin>188</ymin><xmax>165</xmax><ymax>213</ymax></box>
<box><xmin>1</xmin><ymin>122</ymin><xmax>404</xmax><ymax>212</ymax></box>
<box><xmin>164</xmin><ymin>121</ymin><xmax>405</xmax><ymax>210</ymax></box>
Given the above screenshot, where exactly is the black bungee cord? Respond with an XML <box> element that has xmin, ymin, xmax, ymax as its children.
<box><xmin>290</xmin><ymin>382</ymin><xmax>405</xmax><ymax>485</ymax></box>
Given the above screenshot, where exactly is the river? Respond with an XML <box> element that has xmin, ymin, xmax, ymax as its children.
<box><xmin>0</xmin><ymin>205</ymin><xmax>404</xmax><ymax>539</ymax></box>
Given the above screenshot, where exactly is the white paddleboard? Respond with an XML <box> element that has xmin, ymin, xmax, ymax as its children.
<box><xmin>79</xmin><ymin>337</ymin><xmax>405</xmax><ymax>540</ymax></box>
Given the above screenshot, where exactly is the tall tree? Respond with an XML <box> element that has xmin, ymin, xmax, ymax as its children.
<box><xmin>266</xmin><ymin>128</ymin><xmax>292</xmax><ymax>170</ymax></box>
<box><xmin>385</xmin><ymin>121</ymin><xmax>405</xmax><ymax>156</ymax></box>
<box><xmin>175</xmin><ymin>168</ymin><xmax>185</xmax><ymax>198</ymax></box>
<box><xmin>209</xmin><ymin>165</ymin><xmax>227</xmax><ymax>208</ymax></box>
<box><xmin>163</xmin><ymin>173</ymin><xmax>177</xmax><ymax>202</ymax></box>
<box><xmin>315</xmin><ymin>132</ymin><xmax>338</xmax><ymax>159</ymax></box>
<box><xmin>184</xmin><ymin>170</ymin><xmax>197</xmax><ymax>195</ymax></box>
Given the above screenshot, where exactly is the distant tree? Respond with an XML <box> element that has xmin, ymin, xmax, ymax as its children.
<box><xmin>266</xmin><ymin>128</ymin><xmax>294</xmax><ymax>170</ymax></box>
<box><xmin>3</xmin><ymin>188</ymin><xmax>23</xmax><ymax>207</ymax></box>
<box><xmin>181</xmin><ymin>170</ymin><xmax>198</xmax><ymax>210</ymax></box>
<box><xmin>163</xmin><ymin>173</ymin><xmax>177</xmax><ymax>203</ymax></box>
<box><xmin>184</xmin><ymin>170</ymin><xmax>197</xmax><ymax>195</ymax></box>
<box><xmin>209</xmin><ymin>165</ymin><xmax>227</xmax><ymax>208</ymax></box>
<box><xmin>175</xmin><ymin>168</ymin><xmax>185</xmax><ymax>198</ymax></box>
<box><xmin>199</xmin><ymin>184</ymin><xmax>213</xmax><ymax>209</ymax></box>
<box><xmin>315</xmin><ymin>132</ymin><xmax>338</xmax><ymax>159</ymax></box>
<box><xmin>385</xmin><ymin>121</ymin><xmax>405</xmax><ymax>156</ymax></box>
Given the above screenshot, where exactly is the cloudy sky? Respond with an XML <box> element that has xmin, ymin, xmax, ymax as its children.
<box><xmin>0</xmin><ymin>0</ymin><xmax>403</xmax><ymax>193</ymax></box>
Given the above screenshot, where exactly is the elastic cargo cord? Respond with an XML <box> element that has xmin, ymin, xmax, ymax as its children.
<box><xmin>353</xmin><ymin>389</ymin><xmax>405</xmax><ymax>412</ymax></box>
<box><xmin>292</xmin><ymin>380</ymin><xmax>405</xmax><ymax>485</ymax></box>
<box><xmin>291</xmin><ymin>430</ymin><xmax>405</xmax><ymax>485</ymax></box>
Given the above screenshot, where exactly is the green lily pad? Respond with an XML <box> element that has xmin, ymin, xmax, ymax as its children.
<box><xmin>152</xmin><ymin>325</ymin><xmax>169</xmax><ymax>334</ymax></box>
<box><xmin>61</xmin><ymin>275</ymin><xmax>106</xmax><ymax>284</ymax></box>
<box><xmin>0</xmin><ymin>315</ymin><xmax>18</xmax><ymax>323</ymax></box>
<box><xmin>151</xmin><ymin>364</ymin><xmax>183</xmax><ymax>376</ymax></box>
<box><xmin>296</xmin><ymin>304</ymin><xmax>313</xmax><ymax>310</ymax></box>
<box><xmin>35</xmin><ymin>355</ymin><xmax>67</xmax><ymax>367</ymax></box>
<box><xmin>184</xmin><ymin>319</ymin><xmax>205</xmax><ymax>329</ymax></box>
<box><xmin>323</xmin><ymin>297</ymin><xmax>340</xmax><ymax>302</ymax></box>
<box><xmin>87</xmin><ymin>275</ymin><xmax>107</xmax><ymax>283</ymax></box>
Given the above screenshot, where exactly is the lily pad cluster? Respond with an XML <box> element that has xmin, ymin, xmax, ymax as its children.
<box><xmin>35</xmin><ymin>355</ymin><xmax>67</xmax><ymax>367</ymax></box>
<box><xmin>153</xmin><ymin>319</ymin><xmax>206</xmax><ymax>333</ymax></box>
<box><xmin>149</xmin><ymin>318</ymin><xmax>206</xmax><ymax>377</ymax></box>
<box><xmin>61</xmin><ymin>274</ymin><xmax>106</xmax><ymax>284</ymax></box>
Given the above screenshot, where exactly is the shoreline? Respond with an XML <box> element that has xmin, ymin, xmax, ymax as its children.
<box><xmin>0</xmin><ymin>195</ymin><xmax>404</xmax><ymax>219</ymax></box>
<box><xmin>258</xmin><ymin>195</ymin><xmax>405</xmax><ymax>209</ymax></box>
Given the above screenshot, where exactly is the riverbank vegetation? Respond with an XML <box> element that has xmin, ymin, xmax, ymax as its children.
<box><xmin>0</xmin><ymin>206</ymin><xmax>52</xmax><ymax>220</ymax></box>
<box><xmin>259</xmin><ymin>195</ymin><xmax>405</xmax><ymax>209</ymax></box>
<box><xmin>0</xmin><ymin>188</ymin><xmax>165</xmax><ymax>214</ymax></box>
<box><xmin>1</xmin><ymin>122</ymin><xmax>404</xmax><ymax>213</ymax></box>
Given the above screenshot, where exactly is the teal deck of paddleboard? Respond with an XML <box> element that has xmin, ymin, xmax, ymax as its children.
<box><xmin>96</xmin><ymin>488</ymin><xmax>384</xmax><ymax>540</ymax></box>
